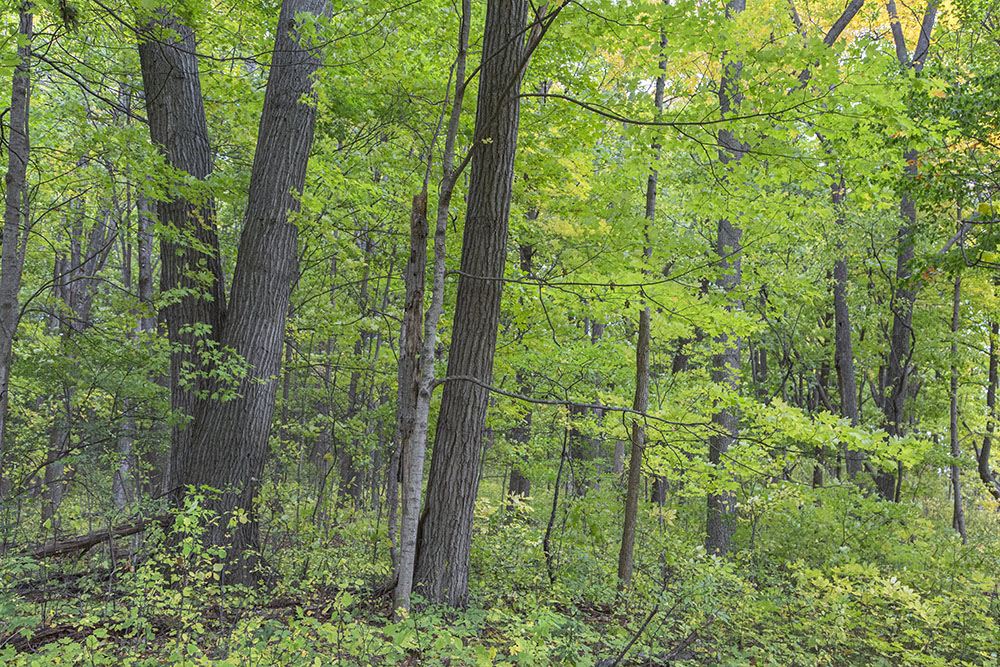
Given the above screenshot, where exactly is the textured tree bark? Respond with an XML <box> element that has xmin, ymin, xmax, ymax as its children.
<box><xmin>413</xmin><ymin>0</ymin><xmax>528</xmax><ymax>607</ymax></box>
<box><xmin>949</xmin><ymin>276</ymin><xmax>966</xmax><ymax>542</ymax></box>
<box><xmin>393</xmin><ymin>0</ymin><xmax>472</xmax><ymax>614</ymax></box>
<box><xmin>705</xmin><ymin>0</ymin><xmax>745</xmax><ymax>558</ymax></box>
<box><xmin>617</xmin><ymin>307</ymin><xmax>650</xmax><ymax>590</ymax></box>
<box><xmin>0</xmin><ymin>5</ymin><xmax>33</xmax><ymax>499</ymax></box>
<box><xmin>140</xmin><ymin>0</ymin><xmax>329</xmax><ymax>584</ymax></box>
<box><xmin>877</xmin><ymin>0</ymin><xmax>938</xmax><ymax>501</ymax></box>
<box><xmin>388</xmin><ymin>191</ymin><xmax>428</xmax><ymax>573</ymax></box>
<box><xmin>137</xmin><ymin>10</ymin><xmax>226</xmax><ymax>504</ymax></box>
<box><xmin>183</xmin><ymin>0</ymin><xmax>328</xmax><ymax>583</ymax></box>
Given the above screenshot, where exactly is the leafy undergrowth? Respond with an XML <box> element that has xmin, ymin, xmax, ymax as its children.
<box><xmin>2</xmin><ymin>481</ymin><xmax>999</xmax><ymax>666</ymax></box>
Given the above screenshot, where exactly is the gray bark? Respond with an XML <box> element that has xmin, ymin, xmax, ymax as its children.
<box><xmin>706</xmin><ymin>0</ymin><xmax>746</xmax><ymax>558</ymax></box>
<box><xmin>413</xmin><ymin>0</ymin><xmax>529</xmax><ymax>607</ymax></box>
<box><xmin>0</xmin><ymin>5</ymin><xmax>33</xmax><ymax>498</ymax></box>
<box><xmin>394</xmin><ymin>0</ymin><xmax>471</xmax><ymax>614</ymax></box>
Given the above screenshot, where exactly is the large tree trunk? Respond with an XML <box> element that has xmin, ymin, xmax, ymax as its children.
<box><xmin>137</xmin><ymin>10</ymin><xmax>226</xmax><ymax>502</ymax></box>
<box><xmin>705</xmin><ymin>0</ymin><xmax>745</xmax><ymax>558</ymax></box>
<box><xmin>182</xmin><ymin>0</ymin><xmax>328</xmax><ymax>583</ymax></box>
<box><xmin>0</xmin><ymin>5</ymin><xmax>33</xmax><ymax>499</ymax></box>
<box><xmin>412</xmin><ymin>0</ymin><xmax>528</xmax><ymax>608</ymax></box>
<box><xmin>140</xmin><ymin>0</ymin><xmax>328</xmax><ymax>584</ymax></box>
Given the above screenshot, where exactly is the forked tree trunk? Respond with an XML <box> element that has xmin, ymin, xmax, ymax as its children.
<box><xmin>183</xmin><ymin>0</ymin><xmax>328</xmax><ymax>583</ymax></box>
<box><xmin>413</xmin><ymin>0</ymin><xmax>529</xmax><ymax>607</ymax></box>
<box><xmin>877</xmin><ymin>0</ymin><xmax>938</xmax><ymax>501</ymax></box>
<box><xmin>140</xmin><ymin>0</ymin><xmax>329</xmax><ymax>584</ymax></box>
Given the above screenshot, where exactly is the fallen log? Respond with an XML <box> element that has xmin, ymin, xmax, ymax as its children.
<box><xmin>28</xmin><ymin>514</ymin><xmax>171</xmax><ymax>560</ymax></box>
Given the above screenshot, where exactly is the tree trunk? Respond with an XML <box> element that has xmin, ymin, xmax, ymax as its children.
<box><xmin>618</xmin><ymin>307</ymin><xmax>650</xmax><ymax>590</ymax></box>
<box><xmin>0</xmin><ymin>5</ymin><xmax>33</xmax><ymax>499</ymax></box>
<box><xmin>706</xmin><ymin>0</ymin><xmax>745</xmax><ymax>558</ymax></box>
<box><xmin>137</xmin><ymin>9</ymin><xmax>226</xmax><ymax>503</ymax></box>
<box><xmin>617</xmin><ymin>30</ymin><xmax>662</xmax><ymax>587</ymax></box>
<box><xmin>393</xmin><ymin>0</ymin><xmax>472</xmax><ymax>614</ymax></box>
<box><xmin>832</xmin><ymin>174</ymin><xmax>863</xmax><ymax>476</ymax></box>
<box><xmin>977</xmin><ymin>321</ymin><xmax>1000</xmax><ymax>500</ymax></box>
<box><xmin>949</xmin><ymin>275</ymin><xmax>966</xmax><ymax>542</ymax></box>
<box><xmin>141</xmin><ymin>0</ymin><xmax>329</xmax><ymax>584</ymax></box>
<box><xmin>413</xmin><ymin>0</ymin><xmax>528</xmax><ymax>608</ymax></box>
<box><xmin>114</xmin><ymin>196</ymin><xmax>156</xmax><ymax>510</ymax></box>
<box><xmin>877</xmin><ymin>0</ymin><xmax>938</xmax><ymax>501</ymax></box>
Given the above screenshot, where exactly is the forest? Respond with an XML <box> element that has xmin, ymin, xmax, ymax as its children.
<box><xmin>0</xmin><ymin>0</ymin><xmax>999</xmax><ymax>664</ymax></box>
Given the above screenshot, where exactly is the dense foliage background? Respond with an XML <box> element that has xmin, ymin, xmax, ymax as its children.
<box><xmin>1</xmin><ymin>0</ymin><xmax>999</xmax><ymax>664</ymax></box>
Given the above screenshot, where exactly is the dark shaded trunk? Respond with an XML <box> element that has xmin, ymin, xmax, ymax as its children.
<box><xmin>413</xmin><ymin>0</ymin><xmax>528</xmax><ymax>607</ymax></box>
<box><xmin>977</xmin><ymin>321</ymin><xmax>1000</xmax><ymax>500</ymax></box>
<box><xmin>706</xmin><ymin>0</ymin><xmax>745</xmax><ymax>558</ymax></box>
<box><xmin>832</xmin><ymin>175</ymin><xmax>863</xmax><ymax>477</ymax></box>
<box><xmin>618</xmin><ymin>307</ymin><xmax>650</xmax><ymax>590</ymax></box>
<box><xmin>0</xmin><ymin>5</ymin><xmax>33</xmax><ymax>498</ymax></box>
<box><xmin>877</xmin><ymin>0</ymin><xmax>938</xmax><ymax>501</ymax></box>
<box><xmin>138</xmin><ymin>10</ymin><xmax>226</xmax><ymax>501</ymax></box>
<box><xmin>508</xmin><ymin>243</ymin><xmax>534</xmax><ymax>501</ymax></box>
<box><xmin>142</xmin><ymin>0</ymin><xmax>329</xmax><ymax>584</ymax></box>
<box><xmin>949</xmin><ymin>276</ymin><xmax>966</xmax><ymax>542</ymax></box>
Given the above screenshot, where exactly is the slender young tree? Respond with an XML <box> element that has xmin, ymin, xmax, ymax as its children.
<box><xmin>949</xmin><ymin>274</ymin><xmax>966</xmax><ymax>542</ymax></box>
<box><xmin>393</xmin><ymin>0</ymin><xmax>472</xmax><ymax>614</ymax></box>
<box><xmin>617</xmin><ymin>25</ymin><xmax>664</xmax><ymax>590</ymax></box>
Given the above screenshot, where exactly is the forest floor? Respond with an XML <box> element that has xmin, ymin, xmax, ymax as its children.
<box><xmin>2</xmin><ymin>477</ymin><xmax>999</xmax><ymax>665</ymax></box>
